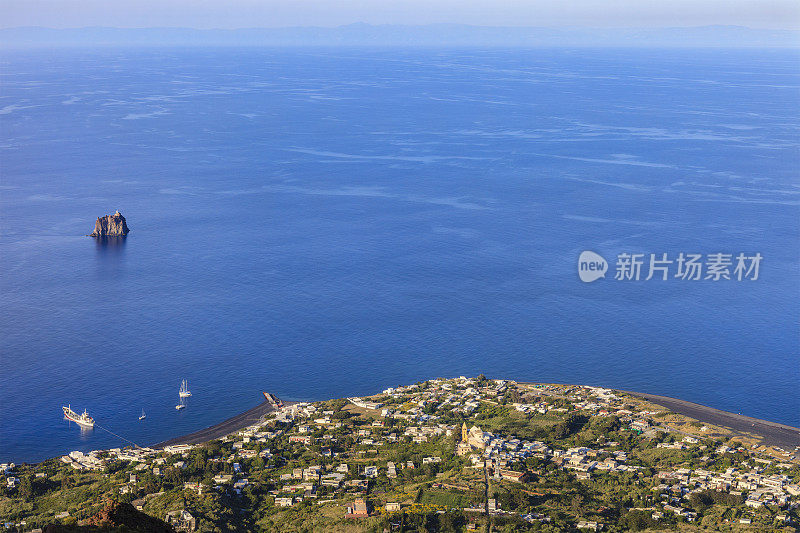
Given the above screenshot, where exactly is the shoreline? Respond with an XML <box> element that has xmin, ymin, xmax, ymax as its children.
<box><xmin>618</xmin><ymin>389</ymin><xmax>800</xmax><ymax>449</ymax></box>
<box><xmin>517</xmin><ymin>382</ymin><xmax>799</xmax><ymax>449</ymax></box>
<box><xmin>519</xmin><ymin>382</ymin><xmax>799</xmax><ymax>449</ymax></box>
<box><xmin>10</xmin><ymin>377</ymin><xmax>800</xmax><ymax>532</ymax></box>
<box><xmin>151</xmin><ymin>399</ymin><xmax>296</xmax><ymax>449</ymax></box>
<box><xmin>147</xmin><ymin>383</ymin><xmax>800</xmax><ymax>453</ymax></box>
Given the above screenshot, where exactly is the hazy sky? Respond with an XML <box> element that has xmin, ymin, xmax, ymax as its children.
<box><xmin>2</xmin><ymin>0</ymin><xmax>799</xmax><ymax>30</ymax></box>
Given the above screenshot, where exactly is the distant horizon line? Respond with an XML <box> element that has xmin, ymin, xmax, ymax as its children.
<box><xmin>3</xmin><ymin>24</ymin><xmax>798</xmax><ymax>49</ymax></box>
<box><xmin>4</xmin><ymin>23</ymin><xmax>800</xmax><ymax>31</ymax></box>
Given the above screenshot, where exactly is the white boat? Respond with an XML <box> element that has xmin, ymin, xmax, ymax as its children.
<box><xmin>179</xmin><ymin>379</ymin><xmax>192</xmax><ymax>398</ymax></box>
<box><xmin>175</xmin><ymin>404</ymin><xmax>185</xmax><ymax>410</ymax></box>
<box><xmin>63</xmin><ymin>405</ymin><xmax>94</xmax><ymax>428</ymax></box>
<box><xmin>139</xmin><ymin>409</ymin><xmax>146</xmax><ymax>420</ymax></box>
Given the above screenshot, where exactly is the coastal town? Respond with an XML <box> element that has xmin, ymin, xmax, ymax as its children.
<box><xmin>2</xmin><ymin>377</ymin><xmax>799</xmax><ymax>532</ymax></box>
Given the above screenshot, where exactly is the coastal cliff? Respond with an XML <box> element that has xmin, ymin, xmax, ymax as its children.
<box><xmin>90</xmin><ymin>210</ymin><xmax>129</xmax><ymax>237</ymax></box>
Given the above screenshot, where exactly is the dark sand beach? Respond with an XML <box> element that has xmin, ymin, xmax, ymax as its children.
<box><xmin>622</xmin><ymin>390</ymin><xmax>800</xmax><ymax>449</ymax></box>
<box><xmin>152</xmin><ymin>399</ymin><xmax>295</xmax><ymax>449</ymax></box>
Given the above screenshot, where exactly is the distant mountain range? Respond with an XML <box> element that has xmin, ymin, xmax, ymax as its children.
<box><xmin>2</xmin><ymin>24</ymin><xmax>799</xmax><ymax>48</ymax></box>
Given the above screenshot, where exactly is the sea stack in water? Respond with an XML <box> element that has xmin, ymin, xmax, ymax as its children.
<box><xmin>90</xmin><ymin>210</ymin><xmax>130</xmax><ymax>237</ymax></box>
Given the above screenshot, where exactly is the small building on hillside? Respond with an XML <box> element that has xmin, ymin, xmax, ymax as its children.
<box><xmin>346</xmin><ymin>498</ymin><xmax>370</xmax><ymax>518</ymax></box>
<box><xmin>165</xmin><ymin>510</ymin><xmax>196</xmax><ymax>532</ymax></box>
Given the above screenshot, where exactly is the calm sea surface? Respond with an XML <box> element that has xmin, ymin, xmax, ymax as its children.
<box><xmin>1</xmin><ymin>48</ymin><xmax>798</xmax><ymax>463</ymax></box>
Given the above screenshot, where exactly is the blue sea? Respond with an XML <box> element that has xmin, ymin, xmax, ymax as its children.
<box><xmin>1</xmin><ymin>47</ymin><xmax>798</xmax><ymax>463</ymax></box>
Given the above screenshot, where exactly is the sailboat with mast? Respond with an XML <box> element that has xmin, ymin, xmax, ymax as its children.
<box><xmin>139</xmin><ymin>409</ymin><xmax>146</xmax><ymax>420</ymax></box>
<box><xmin>179</xmin><ymin>379</ymin><xmax>192</xmax><ymax>398</ymax></box>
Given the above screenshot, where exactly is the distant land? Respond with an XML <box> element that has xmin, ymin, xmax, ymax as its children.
<box><xmin>2</xmin><ymin>23</ymin><xmax>799</xmax><ymax>48</ymax></box>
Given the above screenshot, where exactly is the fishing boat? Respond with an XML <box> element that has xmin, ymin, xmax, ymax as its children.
<box><xmin>62</xmin><ymin>405</ymin><xmax>94</xmax><ymax>428</ymax></box>
<box><xmin>179</xmin><ymin>379</ymin><xmax>192</xmax><ymax>398</ymax></box>
<box><xmin>139</xmin><ymin>409</ymin><xmax>146</xmax><ymax>420</ymax></box>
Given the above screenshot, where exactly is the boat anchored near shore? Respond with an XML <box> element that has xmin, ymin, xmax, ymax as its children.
<box><xmin>62</xmin><ymin>405</ymin><xmax>94</xmax><ymax>428</ymax></box>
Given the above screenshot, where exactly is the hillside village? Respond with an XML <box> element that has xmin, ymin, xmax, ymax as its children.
<box><xmin>2</xmin><ymin>377</ymin><xmax>799</xmax><ymax>532</ymax></box>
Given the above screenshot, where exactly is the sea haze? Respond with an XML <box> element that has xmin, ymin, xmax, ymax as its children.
<box><xmin>0</xmin><ymin>47</ymin><xmax>798</xmax><ymax>462</ymax></box>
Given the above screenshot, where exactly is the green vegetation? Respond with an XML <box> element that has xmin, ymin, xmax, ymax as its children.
<box><xmin>2</xmin><ymin>378</ymin><xmax>798</xmax><ymax>532</ymax></box>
